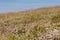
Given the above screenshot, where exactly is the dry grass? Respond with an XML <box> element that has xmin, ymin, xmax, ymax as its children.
<box><xmin>0</xmin><ymin>6</ymin><xmax>60</xmax><ymax>40</ymax></box>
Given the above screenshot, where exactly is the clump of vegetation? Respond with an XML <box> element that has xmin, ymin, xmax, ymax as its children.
<box><xmin>53</xmin><ymin>36</ymin><xmax>60</xmax><ymax>40</ymax></box>
<box><xmin>5</xmin><ymin>35</ymin><xmax>17</xmax><ymax>40</ymax></box>
<box><xmin>54</xmin><ymin>23</ymin><xmax>60</xmax><ymax>27</ymax></box>
<box><xmin>51</xmin><ymin>15</ymin><xmax>60</xmax><ymax>23</ymax></box>
<box><xmin>53</xmin><ymin>23</ymin><xmax>60</xmax><ymax>30</ymax></box>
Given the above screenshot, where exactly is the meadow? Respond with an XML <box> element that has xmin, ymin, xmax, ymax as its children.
<box><xmin>0</xmin><ymin>6</ymin><xmax>60</xmax><ymax>40</ymax></box>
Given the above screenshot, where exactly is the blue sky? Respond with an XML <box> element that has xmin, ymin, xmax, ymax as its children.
<box><xmin>0</xmin><ymin>0</ymin><xmax>60</xmax><ymax>13</ymax></box>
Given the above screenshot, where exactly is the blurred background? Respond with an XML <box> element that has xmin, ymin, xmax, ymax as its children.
<box><xmin>0</xmin><ymin>0</ymin><xmax>60</xmax><ymax>13</ymax></box>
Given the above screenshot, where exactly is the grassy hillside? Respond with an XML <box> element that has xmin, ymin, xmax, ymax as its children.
<box><xmin>0</xmin><ymin>6</ymin><xmax>60</xmax><ymax>40</ymax></box>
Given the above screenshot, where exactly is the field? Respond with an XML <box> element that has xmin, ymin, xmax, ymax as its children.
<box><xmin>0</xmin><ymin>6</ymin><xmax>60</xmax><ymax>40</ymax></box>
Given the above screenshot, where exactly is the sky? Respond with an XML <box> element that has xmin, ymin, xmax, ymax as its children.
<box><xmin>0</xmin><ymin>0</ymin><xmax>60</xmax><ymax>13</ymax></box>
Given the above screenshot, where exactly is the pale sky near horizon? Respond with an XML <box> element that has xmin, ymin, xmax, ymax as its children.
<box><xmin>0</xmin><ymin>0</ymin><xmax>60</xmax><ymax>13</ymax></box>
